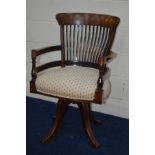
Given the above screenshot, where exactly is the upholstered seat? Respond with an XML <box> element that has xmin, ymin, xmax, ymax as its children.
<box><xmin>36</xmin><ymin>66</ymin><xmax>111</xmax><ymax>101</ymax></box>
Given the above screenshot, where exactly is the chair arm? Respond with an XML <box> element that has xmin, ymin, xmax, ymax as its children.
<box><xmin>95</xmin><ymin>52</ymin><xmax>116</xmax><ymax>88</ymax></box>
<box><xmin>106</xmin><ymin>51</ymin><xmax>117</xmax><ymax>62</ymax></box>
<box><xmin>97</xmin><ymin>57</ymin><xmax>107</xmax><ymax>90</ymax></box>
<box><xmin>95</xmin><ymin>52</ymin><xmax>116</xmax><ymax>104</ymax></box>
<box><xmin>31</xmin><ymin>45</ymin><xmax>62</xmax><ymax>57</ymax></box>
<box><xmin>31</xmin><ymin>45</ymin><xmax>62</xmax><ymax>80</ymax></box>
<box><xmin>95</xmin><ymin>57</ymin><xmax>109</xmax><ymax>103</ymax></box>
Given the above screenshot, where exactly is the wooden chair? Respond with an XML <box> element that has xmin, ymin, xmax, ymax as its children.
<box><xmin>30</xmin><ymin>13</ymin><xmax>120</xmax><ymax>148</ymax></box>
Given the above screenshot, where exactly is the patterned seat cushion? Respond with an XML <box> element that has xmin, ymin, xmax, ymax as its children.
<box><xmin>36</xmin><ymin>66</ymin><xmax>111</xmax><ymax>101</ymax></box>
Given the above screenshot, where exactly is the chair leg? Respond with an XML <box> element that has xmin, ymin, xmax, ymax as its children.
<box><xmin>88</xmin><ymin>104</ymin><xmax>102</xmax><ymax>125</ymax></box>
<box><xmin>42</xmin><ymin>99</ymin><xmax>69</xmax><ymax>144</ymax></box>
<box><xmin>77</xmin><ymin>103</ymin><xmax>101</xmax><ymax>149</ymax></box>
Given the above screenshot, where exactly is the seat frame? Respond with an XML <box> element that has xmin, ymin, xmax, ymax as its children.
<box><xmin>30</xmin><ymin>13</ymin><xmax>120</xmax><ymax>149</ymax></box>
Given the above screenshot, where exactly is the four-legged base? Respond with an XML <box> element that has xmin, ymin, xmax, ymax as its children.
<box><xmin>42</xmin><ymin>99</ymin><xmax>102</xmax><ymax>149</ymax></box>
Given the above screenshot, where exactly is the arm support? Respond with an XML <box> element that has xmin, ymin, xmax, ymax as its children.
<box><xmin>31</xmin><ymin>45</ymin><xmax>62</xmax><ymax>83</ymax></box>
<box><xmin>97</xmin><ymin>57</ymin><xmax>107</xmax><ymax>90</ymax></box>
<box><xmin>30</xmin><ymin>45</ymin><xmax>62</xmax><ymax>93</ymax></box>
<box><xmin>95</xmin><ymin>51</ymin><xmax>116</xmax><ymax>91</ymax></box>
<box><xmin>95</xmin><ymin>56</ymin><xmax>109</xmax><ymax>104</ymax></box>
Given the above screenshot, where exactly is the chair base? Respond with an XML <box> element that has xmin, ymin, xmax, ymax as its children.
<box><xmin>42</xmin><ymin>99</ymin><xmax>102</xmax><ymax>149</ymax></box>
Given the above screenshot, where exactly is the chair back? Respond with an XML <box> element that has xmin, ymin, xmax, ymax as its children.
<box><xmin>56</xmin><ymin>13</ymin><xmax>120</xmax><ymax>67</ymax></box>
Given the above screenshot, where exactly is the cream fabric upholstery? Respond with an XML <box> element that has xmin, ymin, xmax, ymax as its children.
<box><xmin>36</xmin><ymin>66</ymin><xmax>111</xmax><ymax>101</ymax></box>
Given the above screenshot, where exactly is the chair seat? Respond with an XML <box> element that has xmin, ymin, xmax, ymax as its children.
<box><xmin>36</xmin><ymin>66</ymin><xmax>111</xmax><ymax>101</ymax></box>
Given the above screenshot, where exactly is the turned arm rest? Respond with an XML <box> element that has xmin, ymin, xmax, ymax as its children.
<box><xmin>95</xmin><ymin>51</ymin><xmax>116</xmax><ymax>103</ymax></box>
<box><xmin>97</xmin><ymin>57</ymin><xmax>107</xmax><ymax>89</ymax></box>
<box><xmin>95</xmin><ymin>51</ymin><xmax>116</xmax><ymax>90</ymax></box>
<box><xmin>95</xmin><ymin>56</ymin><xmax>111</xmax><ymax>103</ymax></box>
<box><xmin>96</xmin><ymin>51</ymin><xmax>115</xmax><ymax>89</ymax></box>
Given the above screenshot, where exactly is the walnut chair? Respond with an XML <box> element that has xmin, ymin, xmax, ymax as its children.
<box><xmin>30</xmin><ymin>13</ymin><xmax>120</xmax><ymax>149</ymax></box>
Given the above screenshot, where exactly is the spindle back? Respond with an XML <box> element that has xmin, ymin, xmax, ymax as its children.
<box><xmin>56</xmin><ymin>13</ymin><xmax>120</xmax><ymax>68</ymax></box>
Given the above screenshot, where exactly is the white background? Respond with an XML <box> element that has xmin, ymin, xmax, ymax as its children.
<box><xmin>0</xmin><ymin>0</ymin><xmax>155</xmax><ymax>155</ymax></box>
